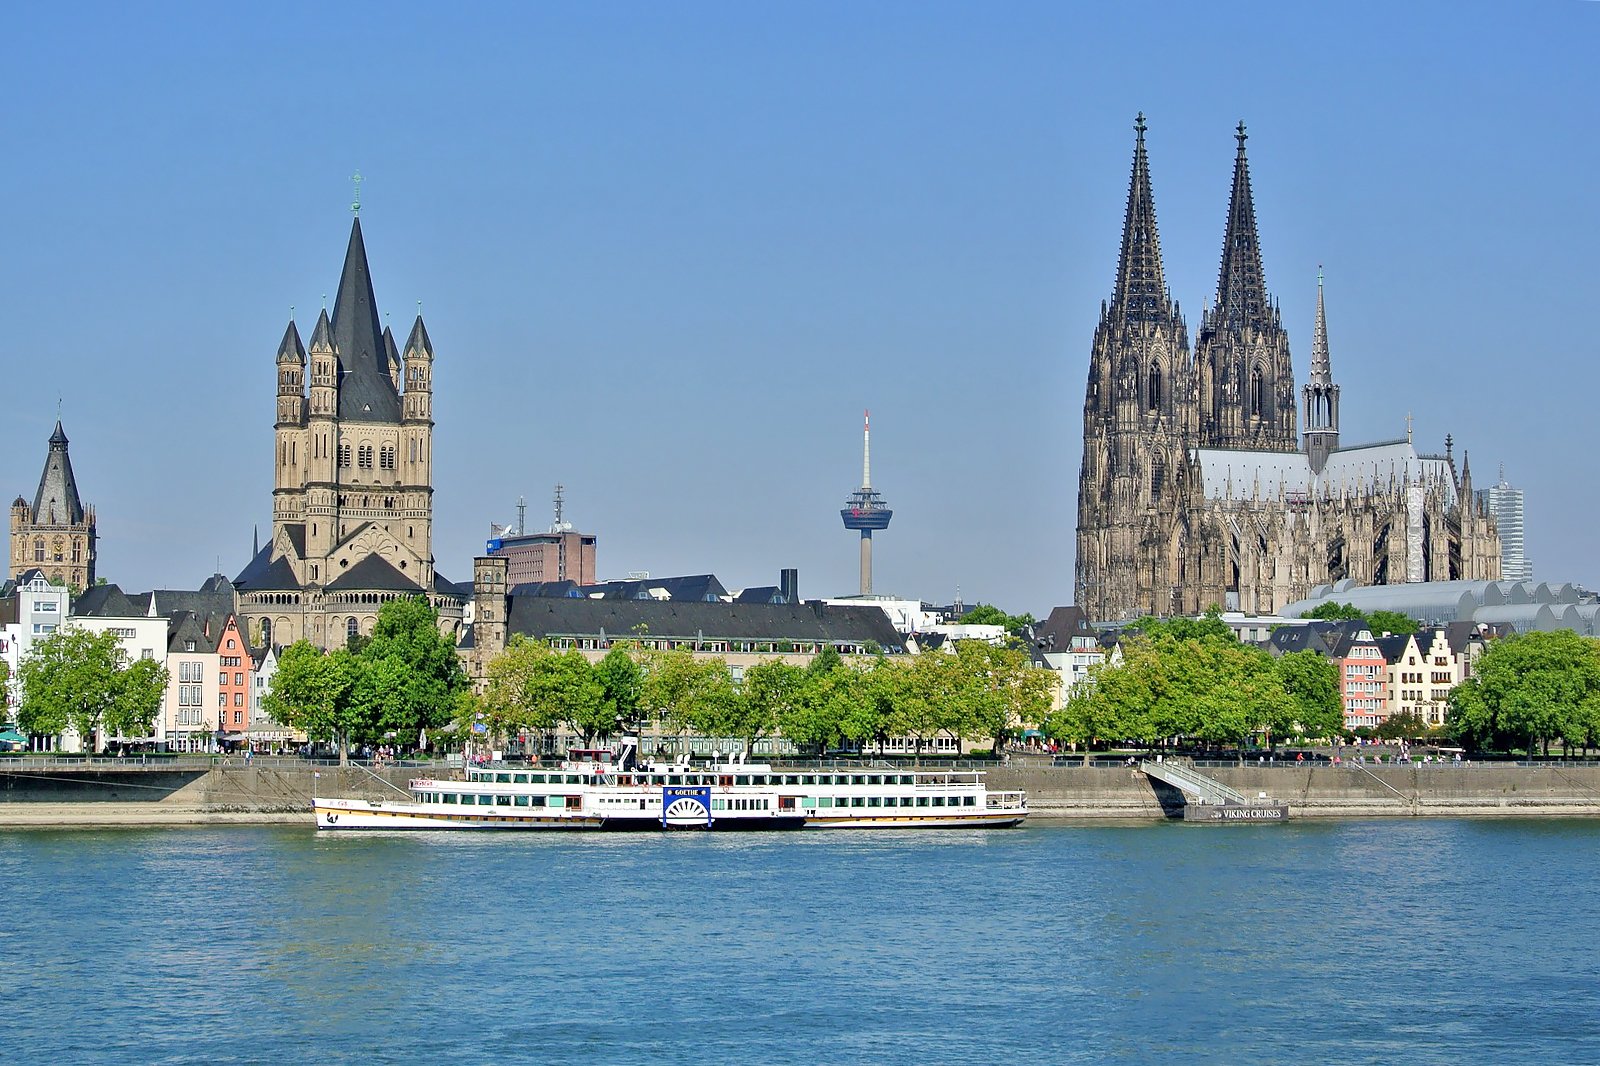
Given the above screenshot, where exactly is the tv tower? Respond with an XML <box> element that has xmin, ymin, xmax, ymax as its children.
<box><xmin>840</xmin><ymin>410</ymin><xmax>892</xmax><ymax>596</ymax></box>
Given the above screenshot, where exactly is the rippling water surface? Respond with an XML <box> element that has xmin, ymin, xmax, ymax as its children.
<box><xmin>3</xmin><ymin>818</ymin><xmax>1598</xmax><ymax>1064</ymax></box>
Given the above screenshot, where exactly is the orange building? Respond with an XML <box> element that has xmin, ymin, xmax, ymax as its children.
<box><xmin>216</xmin><ymin>615</ymin><xmax>251</xmax><ymax>741</ymax></box>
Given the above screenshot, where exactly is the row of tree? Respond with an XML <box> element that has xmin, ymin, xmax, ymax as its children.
<box><xmin>1303</xmin><ymin>601</ymin><xmax>1420</xmax><ymax>636</ymax></box>
<box><xmin>1045</xmin><ymin>612</ymin><xmax>1344</xmax><ymax>760</ymax></box>
<box><xmin>1447</xmin><ymin>629</ymin><xmax>1600</xmax><ymax>755</ymax></box>
<box><xmin>13</xmin><ymin>629</ymin><xmax>168</xmax><ymax>745</ymax></box>
<box><xmin>476</xmin><ymin>636</ymin><xmax>1057</xmax><ymax>756</ymax></box>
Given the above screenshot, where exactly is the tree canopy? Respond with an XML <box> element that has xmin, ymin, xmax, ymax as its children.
<box><xmin>263</xmin><ymin>598</ymin><xmax>465</xmax><ymax>761</ymax></box>
<box><xmin>1448</xmin><ymin>630</ymin><xmax>1600</xmax><ymax>754</ymax></box>
<box><xmin>1304</xmin><ymin>601</ymin><xmax>1419</xmax><ymax>636</ymax></box>
<box><xmin>958</xmin><ymin>604</ymin><xmax>1037</xmax><ymax>636</ymax></box>
<box><xmin>1045</xmin><ymin>623</ymin><xmax>1341</xmax><ymax>762</ymax></box>
<box><xmin>16</xmin><ymin>627</ymin><xmax>168</xmax><ymax>747</ymax></box>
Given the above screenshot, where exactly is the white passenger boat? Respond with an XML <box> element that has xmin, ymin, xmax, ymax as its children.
<box><xmin>313</xmin><ymin>739</ymin><xmax>1027</xmax><ymax>831</ymax></box>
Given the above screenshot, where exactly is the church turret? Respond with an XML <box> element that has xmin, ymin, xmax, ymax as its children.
<box><xmin>383</xmin><ymin>325</ymin><xmax>402</xmax><ymax>393</ymax></box>
<box><xmin>1195</xmin><ymin>122</ymin><xmax>1296</xmax><ymax>452</ymax></box>
<box><xmin>11</xmin><ymin>421</ymin><xmax>96</xmax><ymax>589</ymax></box>
<box><xmin>1302</xmin><ymin>270</ymin><xmax>1340</xmax><ymax>474</ymax></box>
<box><xmin>401</xmin><ymin>314</ymin><xmax>435</xmax><ymax>585</ymax></box>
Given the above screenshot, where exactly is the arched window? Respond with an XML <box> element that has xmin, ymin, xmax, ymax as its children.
<box><xmin>358</xmin><ymin>444</ymin><xmax>374</xmax><ymax>469</ymax></box>
<box><xmin>1250</xmin><ymin>368</ymin><xmax>1266</xmax><ymax>420</ymax></box>
<box><xmin>347</xmin><ymin>617</ymin><xmax>359</xmax><ymax>641</ymax></box>
<box><xmin>260</xmin><ymin>618</ymin><xmax>273</xmax><ymax>645</ymax></box>
<box><xmin>338</xmin><ymin>442</ymin><xmax>351</xmax><ymax>467</ymax></box>
<box><xmin>1147</xmin><ymin>365</ymin><xmax>1162</xmax><ymax>411</ymax></box>
<box><xmin>1151</xmin><ymin>453</ymin><xmax>1166</xmax><ymax>501</ymax></box>
<box><xmin>380</xmin><ymin>444</ymin><xmax>396</xmax><ymax>470</ymax></box>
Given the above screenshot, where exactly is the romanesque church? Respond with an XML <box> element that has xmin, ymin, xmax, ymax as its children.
<box><xmin>1075</xmin><ymin>117</ymin><xmax>1500</xmax><ymax>621</ymax></box>
<box><xmin>234</xmin><ymin>216</ymin><xmax>463</xmax><ymax>648</ymax></box>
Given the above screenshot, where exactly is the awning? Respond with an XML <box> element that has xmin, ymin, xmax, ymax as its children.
<box><xmin>0</xmin><ymin>730</ymin><xmax>28</xmax><ymax>744</ymax></box>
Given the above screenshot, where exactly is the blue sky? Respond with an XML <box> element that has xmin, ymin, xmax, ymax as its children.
<box><xmin>5</xmin><ymin>2</ymin><xmax>1597</xmax><ymax>614</ymax></box>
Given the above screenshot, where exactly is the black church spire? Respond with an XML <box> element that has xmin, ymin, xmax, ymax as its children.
<box><xmin>331</xmin><ymin>218</ymin><xmax>401</xmax><ymax>422</ymax></box>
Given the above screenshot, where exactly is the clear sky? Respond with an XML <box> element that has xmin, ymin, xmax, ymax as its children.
<box><xmin>5</xmin><ymin>2</ymin><xmax>1597</xmax><ymax>615</ymax></box>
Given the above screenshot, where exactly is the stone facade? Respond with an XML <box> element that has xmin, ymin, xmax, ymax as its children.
<box><xmin>235</xmin><ymin>216</ymin><xmax>463</xmax><ymax>648</ymax></box>
<box><xmin>1076</xmin><ymin>118</ymin><xmax>1500</xmax><ymax>622</ymax></box>
<box><xmin>10</xmin><ymin>422</ymin><xmax>96</xmax><ymax>591</ymax></box>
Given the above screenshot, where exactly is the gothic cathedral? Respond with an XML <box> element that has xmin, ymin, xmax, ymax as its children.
<box><xmin>236</xmin><ymin>216</ymin><xmax>463</xmax><ymax>648</ymax></box>
<box><xmin>1075</xmin><ymin>117</ymin><xmax>1500</xmax><ymax>621</ymax></box>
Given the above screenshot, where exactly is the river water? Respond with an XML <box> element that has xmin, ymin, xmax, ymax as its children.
<box><xmin>2</xmin><ymin>818</ymin><xmax>1596</xmax><ymax>1064</ymax></box>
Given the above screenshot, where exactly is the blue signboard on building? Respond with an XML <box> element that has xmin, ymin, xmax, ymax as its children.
<box><xmin>661</xmin><ymin>785</ymin><xmax>712</xmax><ymax>828</ymax></box>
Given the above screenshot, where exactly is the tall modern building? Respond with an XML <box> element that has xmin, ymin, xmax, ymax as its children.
<box><xmin>1075</xmin><ymin>116</ymin><xmax>1500</xmax><ymax>621</ymax></box>
<box><xmin>1478</xmin><ymin>470</ymin><xmax>1531</xmax><ymax>581</ymax></box>
<box><xmin>840</xmin><ymin>412</ymin><xmax>892</xmax><ymax>596</ymax></box>
<box><xmin>235</xmin><ymin>212</ymin><xmax>463</xmax><ymax>648</ymax></box>
<box><xmin>10</xmin><ymin>421</ymin><xmax>96</xmax><ymax>590</ymax></box>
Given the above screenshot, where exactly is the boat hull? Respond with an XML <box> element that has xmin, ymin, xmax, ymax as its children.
<box><xmin>313</xmin><ymin>798</ymin><xmax>1027</xmax><ymax>831</ymax></box>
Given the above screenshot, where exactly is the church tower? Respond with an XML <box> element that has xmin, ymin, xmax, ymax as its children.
<box><xmin>1195</xmin><ymin>124</ymin><xmax>1297</xmax><ymax>452</ymax></box>
<box><xmin>238</xmin><ymin>210</ymin><xmax>461</xmax><ymax>649</ymax></box>
<box><xmin>11</xmin><ymin>421</ymin><xmax>96</xmax><ymax>590</ymax></box>
<box><xmin>1076</xmin><ymin>114</ymin><xmax>1193</xmax><ymax>622</ymax></box>
<box><xmin>1302</xmin><ymin>271</ymin><xmax>1340</xmax><ymax>474</ymax></box>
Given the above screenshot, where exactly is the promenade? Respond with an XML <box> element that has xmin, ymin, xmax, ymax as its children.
<box><xmin>8</xmin><ymin>756</ymin><xmax>1600</xmax><ymax>825</ymax></box>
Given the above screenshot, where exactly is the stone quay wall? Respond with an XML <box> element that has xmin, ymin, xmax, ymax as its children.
<box><xmin>5</xmin><ymin>762</ymin><xmax>1600</xmax><ymax>826</ymax></box>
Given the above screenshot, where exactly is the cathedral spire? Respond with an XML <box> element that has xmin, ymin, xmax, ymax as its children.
<box><xmin>1213</xmin><ymin>121</ymin><xmax>1270</xmax><ymax>332</ymax></box>
<box><xmin>1112</xmin><ymin>112</ymin><xmax>1172</xmax><ymax>322</ymax></box>
<box><xmin>1308</xmin><ymin>267</ymin><xmax>1332</xmax><ymax>387</ymax></box>
<box><xmin>331</xmin><ymin>216</ymin><xmax>402</xmax><ymax>423</ymax></box>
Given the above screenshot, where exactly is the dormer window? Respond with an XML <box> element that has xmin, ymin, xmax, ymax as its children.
<box><xmin>185</xmin><ymin>640</ymin><xmax>196</xmax><ymax>652</ymax></box>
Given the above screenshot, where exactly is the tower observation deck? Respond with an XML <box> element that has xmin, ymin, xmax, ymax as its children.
<box><xmin>841</xmin><ymin>411</ymin><xmax>892</xmax><ymax>595</ymax></box>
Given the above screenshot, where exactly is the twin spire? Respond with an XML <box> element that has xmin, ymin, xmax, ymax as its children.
<box><xmin>1111</xmin><ymin>112</ymin><xmax>1172</xmax><ymax>323</ymax></box>
<box><xmin>1212</xmin><ymin>122</ymin><xmax>1271</xmax><ymax>333</ymax></box>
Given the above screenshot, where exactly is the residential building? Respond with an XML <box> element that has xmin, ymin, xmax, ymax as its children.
<box><xmin>216</xmin><ymin>615</ymin><xmax>250</xmax><ymax>738</ymax></box>
<box><xmin>71</xmin><ymin>583</ymin><xmax>169</xmax><ymax>745</ymax></box>
<box><xmin>0</xmin><ymin>570</ymin><xmax>71</xmax><ymax>742</ymax></box>
<box><xmin>10</xmin><ymin>421</ymin><xmax>96</xmax><ymax>590</ymax></box>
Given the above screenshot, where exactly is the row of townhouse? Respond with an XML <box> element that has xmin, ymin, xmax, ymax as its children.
<box><xmin>0</xmin><ymin>571</ymin><xmax>295</xmax><ymax>752</ymax></box>
<box><xmin>1265</xmin><ymin>619</ymin><xmax>1494</xmax><ymax>731</ymax></box>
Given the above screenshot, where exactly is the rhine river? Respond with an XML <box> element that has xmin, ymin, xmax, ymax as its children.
<box><xmin>4</xmin><ymin>819</ymin><xmax>1598</xmax><ymax>1064</ymax></box>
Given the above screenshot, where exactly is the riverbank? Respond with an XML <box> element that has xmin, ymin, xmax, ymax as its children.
<box><xmin>6</xmin><ymin>762</ymin><xmax>1600</xmax><ymax>827</ymax></box>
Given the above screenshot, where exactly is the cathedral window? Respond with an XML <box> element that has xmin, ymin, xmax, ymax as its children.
<box><xmin>381</xmin><ymin>445</ymin><xmax>395</xmax><ymax>470</ymax></box>
<box><xmin>359</xmin><ymin>444</ymin><xmax>374</xmax><ymax>469</ymax></box>
<box><xmin>1151</xmin><ymin>455</ymin><xmax>1166</xmax><ymax>501</ymax></box>
<box><xmin>347</xmin><ymin>617</ymin><xmax>359</xmax><ymax>641</ymax></box>
<box><xmin>339</xmin><ymin>443</ymin><xmax>352</xmax><ymax>467</ymax></box>
<box><xmin>1147</xmin><ymin>366</ymin><xmax>1162</xmax><ymax>411</ymax></box>
<box><xmin>1250</xmin><ymin>369</ymin><xmax>1266</xmax><ymax>421</ymax></box>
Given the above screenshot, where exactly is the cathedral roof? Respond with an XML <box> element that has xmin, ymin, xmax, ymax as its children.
<box><xmin>404</xmin><ymin>315</ymin><xmax>432</xmax><ymax>358</ymax></box>
<box><xmin>1210</xmin><ymin>123</ymin><xmax>1273</xmax><ymax>334</ymax></box>
<box><xmin>30</xmin><ymin>420</ymin><xmax>87</xmax><ymax>525</ymax></box>
<box><xmin>331</xmin><ymin>218</ymin><xmax>402</xmax><ymax>424</ymax></box>
<box><xmin>234</xmin><ymin>542</ymin><xmax>301</xmax><ymax>590</ymax></box>
<box><xmin>325</xmin><ymin>553</ymin><xmax>423</xmax><ymax>592</ymax></box>
<box><xmin>1111</xmin><ymin>113</ymin><xmax>1174</xmax><ymax>324</ymax></box>
<box><xmin>1191</xmin><ymin>439</ymin><xmax>1456</xmax><ymax>504</ymax></box>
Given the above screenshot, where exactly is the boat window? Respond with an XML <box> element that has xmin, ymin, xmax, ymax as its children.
<box><xmin>867</xmin><ymin>775</ymin><xmax>882</xmax><ymax>786</ymax></box>
<box><xmin>801</xmin><ymin>797</ymin><xmax>817</xmax><ymax>809</ymax></box>
<box><xmin>496</xmin><ymin>795</ymin><xmax>512</xmax><ymax>806</ymax></box>
<box><xmin>916</xmin><ymin>796</ymin><xmax>930</xmax><ymax>807</ymax></box>
<box><xmin>549</xmin><ymin>796</ymin><xmax>565</xmax><ymax>809</ymax></box>
<box><xmin>932</xmin><ymin>796</ymin><xmax>946</xmax><ymax>807</ymax></box>
<box><xmin>514</xmin><ymin>795</ymin><xmax>530</xmax><ymax>807</ymax></box>
<box><xmin>963</xmin><ymin>795</ymin><xmax>976</xmax><ymax>806</ymax></box>
<box><xmin>530</xmin><ymin>795</ymin><xmax>546</xmax><ymax>807</ymax></box>
<box><xmin>851</xmin><ymin>797</ymin><xmax>866</xmax><ymax>808</ymax></box>
<box><xmin>735</xmin><ymin>775</ymin><xmax>750</xmax><ymax>786</ymax></box>
<box><xmin>868</xmin><ymin>797</ymin><xmax>882</xmax><ymax>807</ymax></box>
<box><xmin>818</xmin><ymin>796</ymin><xmax>833</xmax><ymax>808</ymax></box>
<box><xmin>496</xmin><ymin>773</ymin><xmax>511</xmax><ymax>783</ymax></box>
<box><xmin>512</xmin><ymin>773</ymin><xmax>527</xmax><ymax>784</ymax></box>
<box><xmin>667</xmin><ymin>775</ymin><xmax>682</xmax><ymax>785</ymax></box>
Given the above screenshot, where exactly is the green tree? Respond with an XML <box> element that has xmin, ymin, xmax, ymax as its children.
<box><xmin>1305</xmin><ymin>601</ymin><xmax>1364</xmax><ymax>622</ymax></box>
<box><xmin>1375</xmin><ymin>709</ymin><xmax>1427</xmax><ymax>741</ymax></box>
<box><xmin>741</xmin><ymin>659</ymin><xmax>807</xmax><ymax>753</ymax></box>
<box><xmin>482</xmin><ymin>637</ymin><xmax>601</xmax><ymax>744</ymax></box>
<box><xmin>16</xmin><ymin>628</ymin><xmax>169</xmax><ymax>748</ymax></box>
<box><xmin>357</xmin><ymin>597</ymin><xmax>466</xmax><ymax>742</ymax></box>
<box><xmin>947</xmin><ymin>640</ymin><xmax>1056</xmax><ymax>755</ymax></box>
<box><xmin>958</xmin><ymin>604</ymin><xmax>1038</xmax><ymax>636</ymax></box>
<box><xmin>1126</xmin><ymin>606</ymin><xmax>1235</xmax><ymax>643</ymax></box>
<box><xmin>262</xmin><ymin>641</ymin><xmax>359</xmax><ymax>762</ymax></box>
<box><xmin>1272</xmin><ymin>650</ymin><xmax>1344</xmax><ymax>743</ymax></box>
<box><xmin>595</xmin><ymin>645</ymin><xmax>644</xmax><ymax>733</ymax></box>
<box><xmin>1447</xmin><ymin>630</ymin><xmax>1600</xmax><ymax>755</ymax></box>
<box><xmin>1364</xmin><ymin>610</ymin><xmax>1419</xmax><ymax>637</ymax></box>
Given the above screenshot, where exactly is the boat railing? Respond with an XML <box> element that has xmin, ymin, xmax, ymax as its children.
<box><xmin>984</xmin><ymin>790</ymin><xmax>1026</xmax><ymax>809</ymax></box>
